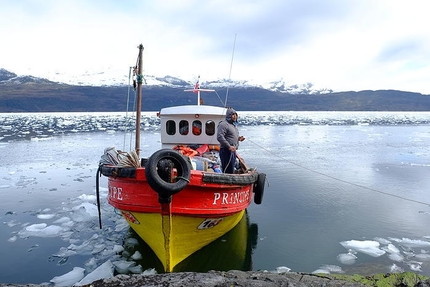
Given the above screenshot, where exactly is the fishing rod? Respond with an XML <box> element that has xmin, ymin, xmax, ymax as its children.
<box><xmin>245</xmin><ymin>137</ymin><xmax>430</xmax><ymax>207</ymax></box>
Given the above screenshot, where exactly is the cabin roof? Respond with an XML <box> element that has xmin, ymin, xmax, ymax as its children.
<box><xmin>160</xmin><ymin>105</ymin><xmax>226</xmax><ymax>117</ymax></box>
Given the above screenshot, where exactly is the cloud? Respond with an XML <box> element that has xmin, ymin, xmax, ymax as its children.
<box><xmin>1</xmin><ymin>0</ymin><xmax>430</xmax><ymax>94</ymax></box>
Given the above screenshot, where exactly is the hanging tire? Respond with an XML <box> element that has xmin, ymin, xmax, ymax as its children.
<box><xmin>253</xmin><ymin>173</ymin><xmax>266</xmax><ymax>205</ymax></box>
<box><xmin>145</xmin><ymin>149</ymin><xmax>191</xmax><ymax>203</ymax></box>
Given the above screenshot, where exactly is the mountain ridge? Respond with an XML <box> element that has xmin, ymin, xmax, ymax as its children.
<box><xmin>1</xmin><ymin>68</ymin><xmax>430</xmax><ymax>112</ymax></box>
<box><xmin>0</xmin><ymin>68</ymin><xmax>333</xmax><ymax>94</ymax></box>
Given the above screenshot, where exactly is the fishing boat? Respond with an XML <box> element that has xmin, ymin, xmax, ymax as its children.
<box><xmin>96</xmin><ymin>44</ymin><xmax>266</xmax><ymax>272</ymax></box>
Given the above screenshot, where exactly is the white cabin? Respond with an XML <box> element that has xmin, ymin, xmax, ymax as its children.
<box><xmin>159</xmin><ymin>104</ymin><xmax>227</xmax><ymax>149</ymax></box>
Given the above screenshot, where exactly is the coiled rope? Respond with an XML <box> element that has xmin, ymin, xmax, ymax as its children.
<box><xmin>247</xmin><ymin>138</ymin><xmax>430</xmax><ymax>207</ymax></box>
<box><xmin>100</xmin><ymin>147</ymin><xmax>141</xmax><ymax>168</ymax></box>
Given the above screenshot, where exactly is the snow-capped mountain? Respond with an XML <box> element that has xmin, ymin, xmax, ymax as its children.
<box><xmin>1</xmin><ymin>68</ymin><xmax>429</xmax><ymax>112</ymax></box>
<box><xmin>0</xmin><ymin>68</ymin><xmax>332</xmax><ymax>95</ymax></box>
<box><xmin>0</xmin><ymin>68</ymin><xmax>57</xmax><ymax>85</ymax></box>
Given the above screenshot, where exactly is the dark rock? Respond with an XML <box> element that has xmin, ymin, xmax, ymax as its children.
<box><xmin>82</xmin><ymin>271</ymin><xmax>369</xmax><ymax>287</ymax></box>
<box><xmin>1</xmin><ymin>271</ymin><xmax>429</xmax><ymax>287</ymax></box>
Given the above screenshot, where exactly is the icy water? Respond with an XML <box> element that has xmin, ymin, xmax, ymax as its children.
<box><xmin>1</xmin><ymin>111</ymin><xmax>430</xmax><ymax>285</ymax></box>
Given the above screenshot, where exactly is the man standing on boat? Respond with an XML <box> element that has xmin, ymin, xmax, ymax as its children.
<box><xmin>217</xmin><ymin>107</ymin><xmax>245</xmax><ymax>173</ymax></box>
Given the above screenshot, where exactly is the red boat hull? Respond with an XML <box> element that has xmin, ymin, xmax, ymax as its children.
<box><xmin>107</xmin><ymin>169</ymin><xmax>255</xmax><ymax>217</ymax></box>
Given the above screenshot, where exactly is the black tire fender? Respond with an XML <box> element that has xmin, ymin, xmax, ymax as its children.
<box><xmin>145</xmin><ymin>149</ymin><xmax>191</xmax><ymax>202</ymax></box>
<box><xmin>253</xmin><ymin>173</ymin><xmax>266</xmax><ymax>205</ymax></box>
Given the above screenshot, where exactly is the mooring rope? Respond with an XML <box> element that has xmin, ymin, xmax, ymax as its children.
<box><xmin>246</xmin><ymin>138</ymin><xmax>430</xmax><ymax>207</ymax></box>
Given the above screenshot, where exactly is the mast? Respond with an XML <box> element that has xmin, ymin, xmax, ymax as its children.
<box><xmin>135</xmin><ymin>44</ymin><xmax>144</xmax><ymax>157</ymax></box>
<box><xmin>197</xmin><ymin>90</ymin><xmax>201</xmax><ymax>106</ymax></box>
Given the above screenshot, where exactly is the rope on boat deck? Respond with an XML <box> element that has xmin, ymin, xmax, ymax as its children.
<box><xmin>100</xmin><ymin>147</ymin><xmax>141</xmax><ymax>168</ymax></box>
<box><xmin>246</xmin><ymin>138</ymin><xmax>430</xmax><ymax>207</ymax></box>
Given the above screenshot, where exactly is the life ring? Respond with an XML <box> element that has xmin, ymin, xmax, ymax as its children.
<box><xmin>253</xmin><ymin>173</ymin><xmax>266</xmax><ymax>205</ymax></box>
<box><xmin>145</xmin><ymin>149</ymin><xmax>191</xmax><ymax>203</ymax></box>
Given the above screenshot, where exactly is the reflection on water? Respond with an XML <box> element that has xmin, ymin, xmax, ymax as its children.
<box><xmin>121</xmin><ymin>212</ymin><xmax>259</xmax><ymax>273</ymax></box>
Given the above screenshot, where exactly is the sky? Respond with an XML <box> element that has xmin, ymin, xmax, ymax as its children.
<box><xmin>1</xmin><ymin>0</ymin><xmax>430</xmax><ymax>94</ymax></box>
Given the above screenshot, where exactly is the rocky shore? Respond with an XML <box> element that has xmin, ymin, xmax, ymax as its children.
<box><xmin>2</xmin><ymin>270</ymin><xmax>430</xmax><ymax>287</ymax></box>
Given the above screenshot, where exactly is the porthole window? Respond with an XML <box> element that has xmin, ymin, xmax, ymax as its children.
<box><xmin>166</xmin><ymin>120</ymin><xmax>176</xmax><ymax>135</ymax></box>
<box><xmin>179</xmin><ymin>120</ymin><xmax>189</xmax><ymax>135</ymax></box>
<box><xmin>205</xmin><ymin>120</ymin><xmax>215</xmax><ymax>136</ymax></box>
<box><xmin>192</xmin><ymin>120</ymin><xmax>202</xmax><ymax>135</ymax></box>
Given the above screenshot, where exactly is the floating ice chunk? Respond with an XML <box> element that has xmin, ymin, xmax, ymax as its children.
<box><xmin>113</xmin><ymin>260</ymin><xmax>136</xmax><ymax>274</ymax></box>
<box><xmin>0</xmin><ymin>184</ymin><xmax>10</xmax><ymax>189</ymax></box>
<box><xmin>337</xmin><ymin>252</ymin><xmax>357</xmax><ymax>265</ymax></box>
<box><xmin>386</xmin><ymin>243</ymin><xmax>400</xmax><ymax>254</ymax></box>
<box><xmin>415</xmin><ymin>253</ymin><xmax>430</xmax><ymax>261</ymax></box>
<box><xmin>312</xmin><ymin>268</ymin><xmax>330</xmax><ymax>274</ymax></box>
<box><xmin>85</xmin><ymin>257</ymin><xmax>98</xmax><ymax>269</ymax></box>
<box><xmin>402</xmin><ymin>250</ymin><xmax>415</xmax><ymax>257</ymax></box>
<box><xmin>71</xmin><ymin>202</ymin><xmax>98</xmax><ymax>222</ymax></box>
<box><xmin>15</xmin><ymin>175</ymin><xmax>37</xmax><ymax>187</ymax></box>
<box><xmin>5</xmin><ymin>219</ymin><xmax>19</xmax><ymax>227</ymax></box>
<box><xmin>312</xmin><ymin>265</ymin><xmax>343</xmax><ymax>275</ymax></box>
<box><xmin>60</xmin><ymin>231</ymin><xmax>74</xmax><ymax>241</ymax></box>
<box><xmin>30</xmin><ymin>137</ymin><xmax>53</xmax><ymax>141</ymax></box>
<box><xmin>61</xmin><ymin>220</ymin><xmax>75</xmax><ymax>229</ymax></box>
<box><xmin>128</xmin><ymin>264</ymin><xmax>144</xmax><ymax>274</ymax></box>
<box><xmin>131</xmin><ymin>251</ymin><xmax>142</xmax><ymax>260</ymax></box>
<box><xmin>76</xmin><ymin>260</ymin><xmax>114</xmax><ymax>286</ymax></box>
<box><xmin>8</xmin><ymin>235</ymin><xmax>17</xmax><ymax>242</ymax></box>
<box><xmin>28</xmin><ymin>244</ymin><xmax>39</xmax><ymax>252</ymax></box>
<box><xmin>113</xmin><ymin>244</ymin><xmax>124</xmax><ymax>254</ymax></box>
<box><xmin>388</xmin><ymin>252</ymin><xmax>404</xmax><ymax>262</ymax></box>
<box><xmin>99</xmin><ymin>245</ymin><xmax>116</xmax><ymax>257</ymax></box>
<box><xmin>19</xmin><ymin>223</ymin><xmax>63</xmax><ymax>238</ymax></box>
<box><xmin>340</xmin><ymin>240</ymin><xmax>385</xmax><ymax>257</ymax></box>
<box><xmin>274</xmin><ymin>266</ymin><xmax>291</xmax><ymax>273</ymax></box>
<box><xmin>53</xmin><ymin>246</ymin><xmax>78</xmax><ymax>257</ymax></box>
<box><xmin>50</xmin><ymin>267</ymin><xmax>85</xmax><ymax>287</ymax></box>
<box><xmin>70</xmin><ymin>238</ymin><xmax>102</xmax><ymax>255</ymax></box>
<box><xmin>381</xmin><ymin>243</ymin><xmax>404</xmax><ymax>262</ymax></box>
<box><xmin>37</xmin><ymin>213</ymin><xmax>55</xmax><ymax>220</ymax></box>
<box><xmin>389</xmin><ymin>238</ymin><xmax>430</xmax><ymax>248</ymax></box>
<box><xmin>142</xmin><ymin>268</ymin><xmax>157</xmax><ymax>275</ymax></box>
<box><xmin>78</xmin><ymin>194</ymin><xmax>97</xmax><ymax>202</ymax></box>
<box><xmin>407</xmin><ymin>261</ymin><xmax>422</xmax><ymax>272</ymax></box>
<box><xmin>374</xmin><ymin>237</ymin><xmax>391</xmax><ymax>245</ymax></box>
<box><xmin>115</xmin><ymin>218</ymin><xmax>130</xmax><ymax>232</ymax></box>
<box><xmin>124</xmin><ymin>237</ymin><xmax>139</xmax><ymax>247</ymax></box>
<box><xmin>390</xmin><ymin>263</ymin><xmax>404</xmax><ymax>273</ymax></box>
<box><xmin>53</xmin><ymin>216</ymin><xmax>71</xmax><ymax>224</ymax></box>
<box><xmin>321</xmin><ymin>265</ymin><xmax>343</xmax><ymax>273</ymax></box>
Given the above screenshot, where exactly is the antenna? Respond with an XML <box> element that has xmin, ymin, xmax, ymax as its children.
<box><xmin>224</xmin><ymin>33</ymin><xmax>237</xmax><ymax>106</ymax></box>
